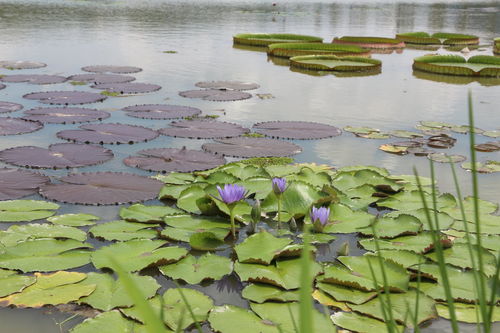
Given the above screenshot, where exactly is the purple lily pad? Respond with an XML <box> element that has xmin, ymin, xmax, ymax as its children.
<box><xmin>91</xmin><ymin>82</ymin><xmax>161</xmax><ymax>94</ymax></box>
<box><xmin>81</xmin><ymin>65</ymin><xmax>142</xmax><ymax>74</ymax></box>
<box><xmin>39</xmin><ymin>172</ymin><xmax>163</xmax><ymax>205</ymax></box>
<box><xmin>123</xmin><ymin>147</ymin><xmax>226</xmax><ymax>173</ymax></box>
<box><xmin>0</xmin><ymin>168</ymin><xmax>50</xmax><ymax>200</ymax></box>
<box><xmin>0</xmin><ymin>74</ymin><xmax>67</xmax><ymax>85</ymax></box>
<box><xmin>0</xmin><ymin>143</ymin><xmax>114</xmax><ymax>169</ymax></box>
<box><xmin>195</xmin><ymin>81</ymin><xmax>260</xmax><ymax>91</ymax></box>
<box><xmin>0</xmin><ymin>61</ymin><xmax>46</xmax><ymax>70</ymax></box>
<box><xmin>0</xmin><ymin>84</ymin><xmax>5</xmax><ymax>90</ymax></box>
<box><xmin>57</xmin><ymin>123</ymin><xmax>159</xmax><ymax>145</ymax></box>
<box><xmin>253</xmin><ymin>121</ymin><xmax>342</xmax><ymax>140</ymax></box>
<box><xmin>159</xmin><ymin>120</ymin><xmax>249</xmax><ymax>139</ymax></box>
<box><xmin>23</xmin><ymin>91</ymin><xmax>107</xmax><ymax>105</ymax></box>
<box><xmin>0</xmin><ymin>117</ymin><xmax>43</xmax><ymax>136</ymax></box>
<box><xmin>67</xmin><ymin>74</ymin><xmax>135</xmax><ymax>84</ymax></box>
<box><xmin>0</xmin><ymin>102</ymin><xmax>23</xmax><ymax>114</ymax></box>
<box><xmin>22</xmin><ymin>107</ymin><xmax>110</xmax><ymax>124</ymax></box>
<box><xmin>179</xmin><ymin>89</ymin><xmax>252</xmax><ymax>101</ymax></box>
<box><xmin>202</xmin><ymin>137</ymin><xmax>302</xmax><ymax>157</ymax></box>
<box><xmin>123</xmin><ymin>104</ymin><xmax>202</xmax><ymax>120</ymax></box>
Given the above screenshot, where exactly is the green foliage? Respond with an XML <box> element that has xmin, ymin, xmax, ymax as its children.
<box><xmin>268</xmin><ymin>42</ymin><xmax>369</xmax><ymax>58</ymax></box>
<box><xmin>336</xmin><ymin>36</ymin><xmax>402</xmax><ymax>44</ymax></box>
<box><xmin>289</xmin><ymin>55</ymin><xmax>382</xmax><ymax>72</ymax></box>
<box><xmin>233</xmin><ymin>33</ymin><xmax>323</xmax><ymax>46</ymax></box>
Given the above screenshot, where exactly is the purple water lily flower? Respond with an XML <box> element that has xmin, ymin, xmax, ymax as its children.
<box><xmin>311</xmin><ymin>206</ymin><xmax>330</xmax><ymax>233</ymax></box>
<box><xmin>272</xmin><ymin>177</ymin><xmax>287</xmax><ymax>195</ymax></box>
<box><xmin>216</xmin><ymin>184</ymin><xmax>246</xmax><ymax>205</ymax></box>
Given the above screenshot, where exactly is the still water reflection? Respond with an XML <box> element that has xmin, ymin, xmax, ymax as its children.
<box><xmin>0</xmin><ymin>0</ymin><xmax>499</xmax><ymax>332</ymax></box>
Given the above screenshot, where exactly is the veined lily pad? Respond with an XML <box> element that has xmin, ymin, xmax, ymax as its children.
<box><xmin>316</xmin><ymin>281</ymin><xmax>377</xmax><ymax>305</ymax></box>
<box><xmin>179</xmin><ymin>89</ymin><xmax>252</xmax><ymax>101</ymax></box>
<box><xmin>0</xmin><ymin>269</ymin><xmax>36</xmax><ymax>297</ymax></box>
<box><xmin>57</xmin><ymin>123</ymin><xmax>159</xmax><ymax>145</ymax></box>
<box><xmin>203</xmin><ymin>137</ymin><xmax>302</xmax><ymax>158</ymax></box>
<box><xmin>0</xmin><ymin>223</ymin><xmax>87</xmax><ymax>246</ymax></box>
<box><xmin>0</xmin><ymin>101</ymin><xmax>23</xmax><ymax>114</ymax></box>
<box><xmin>0</xmin><ymin>271</ymin><xmax>95</xmax><ymax>308</ymax></box>
<box><xmin>89</xmin><ymin>220</ymin><xmax>158</xmax><ymax>241</ymax></box>
<box><xmin>47</xmin><ymin>213</ymin><xmax>99</xmax><ymax>226</ymax></box>
<box><xmin>367</xmin><ymin>249</ymin><xmax>427</xmax><ymax>268</ymax></box>
<box><xmin>397</xmin><ymin>32</ymin><xmax>479</xmax><ymax>45</ymax></box>
<box><xmin>159</xmin><ymin>253</ymin><xmax>232</xmax><ymax>284</ymax></box>
<box><xmin>235</xmin><ymin>230</ymin><xmax>294</xmax><ymax>264</ymax></box>
<box><xmin>91</xmin><ymin>239</ymin><xmax>187</xmax><ymax>272</ymax></box>
<box><xmin>0</xmin><ymin>117</ymin><xmax>43</xmax><ymax>136</ymax></box>
<box><xmin>290</xmin><ymin>55</ymin><xmax>381</xmax><ymax>72</ymax></box>
<box><xmin>77</xmin><ymin>272</ymin><xmax>159</xmax><ymax>311</ymax></box>
<box><xmin>242</xmin><ymin>283</ymin><xmax>300</xmax><ymax>303</ymax></box>
<box><xmin>22</xmin><ymin>107</ymin><xmax>110</xmax><ymax>124</ymax></box>
<box><xmin>123</xmin><ymin>104</ymin><xmax>201</xmax><ymax>120</ymax></box>
<box><xmin>441</xmin><ymin>196</ymin><xmax>498</xmax><ymax>219</ymax></box>
<box><xmin>253</xmin><ymin>121</ymin><xmax>342</xmax><ymax>139</ymax></box>
<box><xmin>0</xmin><ymin>74</ymin><xmax>66</xmax><ymax>85</ymax></box>
<box><xmin>413</xmin><ymin>55</ymin><xmax>500</xmax><ymax>77</ymax></box>
<box><xmin>0</xmin><ymin>200</ymin><xmax>58</xmax><ymax>222</ymax></box>
<box><xmin>331</xmin><ymin>311</ymin><xmax>403</xmax><ymax>333</ymax></box>
<box><xmin>208</xmin><ymin>305</ymin><xmax>279</xmax><ymax>333</ymax></box>
<box><xmin>312</xmin><ymin>289</ymin><xmax>350</xmax><ymax>311</ymax></box>
<box><xmin>119</xmin><ymin>204</ymin><xmax>183</xmax><ymax>223</ymax></box>
<box><xmin>69</xmin><ymin>311</ymin><xmax>135</xmax><ymax>333</ymax></box>
<box><xmin>23</xmin><ymin>91</ymin><xmax>107</xmax><ymax>105</ymax></box>
<box><xmin>81</xmin><ymin>65</ymin><xmax>142</xmax><ymax>74</ymax></box>
<box><xmin>436</xmin><ymin>303</ymin><xmax>500</xmax><ymax>323</ymax></box>
<box><xmin>159</xmin><ymin>119</ymin><xmax>249</xmax><ymax>139</ymax></box>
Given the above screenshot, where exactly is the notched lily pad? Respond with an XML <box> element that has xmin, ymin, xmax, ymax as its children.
<box><xmin>242</xmin><ymin>283</ymin><xmax>300</xmax><ymax>303</ymax></box>
<box><xmin>123</xmin><ymin>147</ymin><xmax>225</xmax><ymax>173</ymax></box>
<box><xmin>0</xmin><ymin>143</ymin><xmax>113</xmax><ymax>169</ymax></box>
<box><xmin>428</xmin><ymin>152</ymin><xmax>466</xmax><ymax>163</ymax></box>
<box><xmin>195</xmin><ymin>81</ymin><xmax>260</xmax><ymax>90</ymax></box>
<box><xmin>0</xmin><ymin>269</ymin><xmax>36</xmax><ymax>298</ymax></box>
<box><xmin>0</xmin><ymin>102</ymin><xmax>23</xmax><ymax>114</ymax></box>
<box><xmin>179</xmin><ymin>89</ymin><xmax>252</xmax><ymax>101</ymax></box>
<box><xmin>39</xmin><ymin>172</ymin><xmax>163</xmax><ymax>205</ymax></box>
<box><xmin>159</xmin><ymin>253</ymin><xmax>232</xmax><ymax>284</ymax></box>
<box><xmin>0</xmin><ymin>223</ymin><xmax>87</xmax><ymax>246</ymax></box>
<box><xmin>123</xmin><ymin>104</ymin><xmax>201</xmax><ymax>120</ymax></box>
<box><xmin>426</xmin><ymin>134</ymin><xmax>456</xmax><ymax>149</ymax></box>
<box><xmin>120</xmin><ymin>204</ymin><xmax>183</xmax><ymax>223</ymax></box>
<box><xmin>57</xmin><ymin>123</ymin><xmax>158</xmax><ymax>144</ymax></box>
<box><xmin>0</xmin><ymin>61</ymin><xmax>46</xmax><ymax>70</ymax></box>
<box><xmin>461</xmin><ymin>160</ymin><xmax>500</xmax><ymax>173</ymax></box>
<box><xmin>0</xmin><ymin>74</ymin><xmax>66</xmax><ymax>85</ymax></box>
<box><xmin>208</xmin><ymin>305</ymin><xmax>279</xmax><ymax>333</ymax></box>
<box><xmin>67</xmin><ymin>74</ymin><xmax>135</xmax><ymax>84</ymax></box>
<box><xmin>47</xmin><ymin>213</ymin><xmax>99</xmax><ymax>226</ymax></box>
<box><xmin>253</xmin><ymin>121</ymin><xmax>341</xmax><ymax>140</ymax></box>
<box><xmin>0</xmin><ymin>117</ymin><xmax>43</xmax><ymax>136</ymax></box>
<box><xmin>22</xmin><ymin>107</ymin><xmax>110</xmax><ymax>124</ymax></box>
<box><xmin>89</xmin><ymin>220</ymin><xmax>158</xmax><ymax>241</ymax></box>
<box><xmin>202</xmin><ymin>137</ymin><xmax>302</xmax><ymax>157</ymax></box>
<box><xmin>81</xmin><ymin>65</ymin><xmax>142</xmax><ymax>74</ymax></box>
<box><xmin>91</xmin><ymin>82</ymin><xmax>161</xmax><ymax>94</ymax></box>
<box><xmin>234</xmin><ymin>230</ymin><xmax>295</xmax><ymax>264</ymax></box>
<box><xmin>23</xmin><ymin>91</ymin><xmax>107</xmax><ymax>105</ymax></box>
<box><xmin>159</xmin><ymin>119</ymin><xmax>249</xmax><ymax>139</ymax></box>
<box><xmin>0</xmin><ymin>169</ymin><xmax>50</xmax><ymax>200</ymax></box>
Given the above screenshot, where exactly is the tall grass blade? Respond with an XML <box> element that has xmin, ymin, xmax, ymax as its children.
<box><xmin>299</xmin><ymin>226</ymin><xmax>314</xmax><ymax>333</ymax></box>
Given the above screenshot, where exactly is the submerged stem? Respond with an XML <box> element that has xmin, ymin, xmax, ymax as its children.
<box><xmin>229</xmin><ymin>206</ymin><xmax>236</xmax><ymax>239</ymax></box>
<box><xmin>277</xmin><ymin>196</ymin><xmax>282</xmax><ymax>229</ymax></box>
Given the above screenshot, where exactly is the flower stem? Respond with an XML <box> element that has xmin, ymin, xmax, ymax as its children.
<box><xmin>277</xmin><ymin>196</ymin><xmax>282</xmax><ymax>229</ymax></box>
<box><xmin>229</xmin><ymin>206</ymin><xmax>236</xmax><ymax>239</ymax></box>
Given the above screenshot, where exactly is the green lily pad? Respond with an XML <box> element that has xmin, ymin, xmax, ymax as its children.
<box><xmin>0</xmin><ymin>223</ymin><xmax>87</xmax><ymax>246</ymax></box>
<box><xmin>385</xmin><ymin>208</ymin><xmax>455</xmax><ymax>230</ymax></box>
<box><xmin>436</xmin><ymin>303</ymin><xmax>500</xmax><ymax>323</ymax></box>
<box><xmin>235</xmin><ymin>231</ymin><xmax>293</xmax><ymax>264</ymax></box>
<box><xmin>331</xmin><ymin>311</ymin><xmax>403</xmax><ymax>333</ymax></box>
<box><xmin>155</xmin><ymin>172</ymin><xmax>196</xmax><ymax>184</ymax></box>
<box><xmin>176</xmin><ymin>185</ymin><xmax>207</xmax><ymax>214</ymax></box>
<box><xmin>454</xmin><ymin>234</ymin><xmax>500</xmax><ymax>253</ymax></box>
<box><xmin>159</xmin><ymin>253</ymin><xmax>232</xmax><ymax>284</ymax></box>
<box><xmin>47</xmin><ymin>213</ymin><xmax>99</xmax><ymax>226</ymax></box>
<box><xmin>377</xmin><ymin>190</ymin><xmax>456</xmax><ymax>211</ymax></box>
<box><xmin>122</xmin><ymin>288</ymin><xmax>213</xmax><ymax>331</ymax></box>
<box><xmin>287</xmin><ymin>167</ymin><xmax>332</xmax><ymax>189</ymax></box>
<box><xmin>323</xmin><ymin>204</ymin><xmax>374</xmax><ymax>233</ymax></box>
<box><xmin>389</xmin><ymin>130</ymin><xmax>424</xmax><ymax>138</ymax></box>
<box><xmin>0</xmin><ymin>239</ymin><xmax>93</xmax><ymax>272</ymax></box>
<box><xmin>91</xmin><ymin>239</ymin><xmax>187</xmax><ymax>272</ymax></box>
<box><xmin>219</xmin><ymin>163</ymin><xmax>269</xmax><ymax>180</ymax></box>
<box><xmin>322</xmin><ymin>255</ymin><xmax>409</xmax><ymax>292</ymax></box>
<box><xmin>350</xmin><ymin>290</ymin><xmax>437</xmax><ymax>327</ymax></box>
<box><xmin>379</xmin><ymin>144</ymin><xmax>409</xmax><ymax>155</ymax></box>
<box><xmin>449</xmin><ymin>214</ymin><xmax>500</xmax><ymax>234</ymax></box>
<box><xmin>189</xmin><ymin>231</ymin><xmax>226</xmax><ymax>251</ymax></box>
<box><xmin>119</xmin><ymin>204</ymin><xmax>183</xmax><ymax>223</ymax></box>
<box><xmin>0</xmin><ymin>271</ymin><xmax>95</xmax><ymax>308</ymax></box>
<box><xmin>0</xmin><ymin>269</ymin><xmax>36</xmax><ymax>297</ymax></box>
<box><xmin>236</xmin><ymin>176</ymin><xmax>273</xmax><ymax>200</ymax></box>
<box><xmin>344</xmin><ymin>126</ymin><xmax>380</xmax><ymax>135</ymax></box>
<box><xmin>89</xmin><ymin>220</ymin><xmax>158</xmax><ymax>241</ymax></box>
<box><xmin>391</xmin><ymin>174</ymin><xmax>433</xmax><ymax>187</ymax></box>
<box><xmin>305</xmin><ymin>233</ymin><xmax>336</xmax><ymax>244</ymax></box>
<box><xmin>367</xmin><ymin>250</ymin><xmax>427</xmax><ymax>268</ymax></box>
<box><xmin>241</xmin><ymin>283</ymin><xmax>300</xmax><ymax>303</ymax></box>
<box><xmin>311</xmin><ymin>289</ymin><xmax>350</xmax><ymax>311</ymax></box>
<box><xmin>332</xmin><ymin>169</ymin><xmax>401</xmax><ymax>192</ymax></box>
<box><xmin>77</xmin><ymin>272</ymin><xmax>160</xmax><ymax>311</ymax></box>
<box><xmin>428</xmin><ymin>153</ymin><xmax>466</xmax><ymax>163</ymax></box>
<box><xmin>358</xmin><ymin>214</ymin><xmax>422</xmax><ymax>238</ymax></box>
<box><xmin>0</xmin><ymin>200</ymin><xmax>59</xmax><ymax>222</ymax></box>
<box><xmin>161</xmin><ymin>214</ymin><xmax>230</xmax><ymax>242</ymax></box>
<box><xmin>357</xmin><ymin>132</ymin><xmax>390</xmax><ymax>139</ymax></box>
<box><xmin>420</xmin><ymin>121</ymin><xmax>453</xmax><ymax>129</ymax></box>
<box><xmin>442</xmin><ymin>196</ymin><xmax>498</xmax><ymax>220</ymax></box>
<box><xmin>70</xmin><ymin>311</ymin><xmax>135</xmax><ymax>333</ymax></box>
<box><xmin>204</xmin><ymin>171</ymin><xmax>239</xmax><ymax>185</ymax></box>
<box><xmin>316</xmin><ymin>281</ymin><xmax>377</xmax><ymax>305</ymax></box>
<box><xmin>234</xmin><ymin>257</ymin><xmax>322</xmax><ymax>290</ymax></box>
<box><xmin>158</xmin><ymin>183</ymin><xmax>194</xmax><ymax>200</ymax></box>
<box><xmin>359</xmin><ymin>232</ymin><xmax>437</xmax><ymax>253</ymax></box>
<box><xmin>208</xmin><ymin>305</ymin><xmax>279</xmax><ymax>333</ymax></box>
<box><xmin>462</xmin><ymin>161</ymin><xmax>500</xmax><ymax>173</ymax></box>
<box><xmin>483</xmin><ymin>130</ymin><xmax>500</xmax><ymax>138</ymax></box>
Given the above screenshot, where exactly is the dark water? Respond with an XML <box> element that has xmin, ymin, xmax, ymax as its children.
<box><xmin>0</xmin><ymin>0</ymin><xmax>499</xmax><ymax>332</ymax></box>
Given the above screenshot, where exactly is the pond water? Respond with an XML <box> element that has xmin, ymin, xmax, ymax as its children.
<box><xmin>0</xmin><ymin>0</ymin><xmax>499</xmax><ymax>332</ymax></box>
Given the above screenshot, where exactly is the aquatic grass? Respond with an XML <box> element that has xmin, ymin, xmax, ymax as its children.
<box><xmin>298</xmin><ymin>225</ymin><xmax>314</xmax><ymax>333</ymax></box>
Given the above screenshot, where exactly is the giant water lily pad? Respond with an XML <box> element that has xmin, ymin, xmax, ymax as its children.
<box><xmin>47</xmin><ymin>213</ymin><xmax>99</xmax><ymax>226</ymax></box>
<box><xmin>333</xmin><ymin>36</ymin><xmax>405</xmax><ymax>49</ymax></box>
<box><xmin>91</xmin><ymin>82</ymin><xmax>161</xmax><ymax>94</ymax></box>
<box><xmin>39</xmin><ymin>172</ymin><xmax>163</xmax><ymax>205</ymax></box>
<box><xmin>233</xmin><ymin>33</ymin><xmax>323</xmax><ymax>46</ymax></box>
<box><xmin>77</xmin><ymin>272</ymin><xmax>159</xmax><ymax>311</ymax></box>
<box><xmin>119</xmin><ymin>204</ymin><xmax>183</xmax><ymax>223</ymax></box>
<box><xmin>0</xmin><ymin>223</ymin><xmax>87</xmax><ymax>247</ymax></box>
<box><xmin>0</xmin><ymin>143</ymin><xmax>113</xmax><ymax>169</ymax></box>
<box><xmin>22</xmin><ymin>107</ymin><xmax>110</xmax><ymax>124</ymax></box>
<box><xmin>70</xmin><ymin>311</ymin><xmax>134</xmax><ymax>333</ymax></box>
<box><xmin>202</xmin><ymin>137</ymin><xmax>302</xmax><ymax>157</ymax></box>
<box><xmin>123</xmin><ymin>104</ymin><xmax>201</xmax><ymax>119</ymax></box>
<box><xmin>195</xmin><ymin>81</ymin><xmax>260</xmax><ymax>90</ymax></box>
<box><xmin>0</xmin><ymin>169</ymin><xmax>50</xmax><ymax>200</ymax></box>
<box><xmin>413</xmin><ymin>55</ymin><xmax>500</xmax><ymax>77</ymax></box>
<box><xmin>81</xmin><ymin>65</ymin><xmax>142</xmax><ymax>74</ymax></box>
<box><xmin>159</xmin><ymin>253</ymin><xmax>232</xmax><ymax>284</ymax></box>
<box><xmin>89</xmin><ymin>220</ymin><xmax>158</xmax><ymax>241</ymax></box>
<box><xmin>0</xmin><ymin>269</ymin><xmax>36</xmax><ymax>297</ymax></box>
<box><xmin>242</xmin><ymin>283</ymin><xmax>300</xmax><ymax>303</ymax></box>
<box><xmin>91</xmin><ymin>239</ymin><xmax>187</xmax><ymax>272</ymax></box>
<box><xmin>253</xmin><ymin>121</ymin><xmax>341</xmax><ymax>140</ymax></box>
<box><xmin>0</xmin><ymin>271</ymin><xmax>95</xmax><ymax>308</ymax></box>
<box><xmin>67</xmin><ymin>73</ymin><xmax>135</xmax><ymax>84</ymax></box>
<box><xmin>268</xmin><ymin>42</ymin><xmax>370</xmax><ymax>58</ymax></box>
<box><xmin>208</xmin><ymin>305</ymin><xmax>280</xmax><ymax>333</ymax></box>
<box><xmin>23</xmin><ymin>91</ymin><xmax>106</xmax><ymax>105</ymax></box>
<box><xmin>0</xmin><ymin>61</ymin><xmax>46</xmax><ymax>70</ymax></box>
<box><xmin>0</xmin><ymin>239</ymin><xmax>92</xmax><ymax>272</ymax></box>
<box><xmin>159</xmin><ymin>119</ymin><xmax>249</xmax><ymax>139</ymax></box>
<box><xmin>0</xmin><ymin>102</ymin><xmax>23</xmax><ymax>114</ymax></box>
<box><xmin>234</xmin><ymin>230</ymin><xmax>295</xmax><ymax>264</ymax></box>
<box><xmin>290</xmin><ymin>55</ymin><xmax>381</xmax><ymax>72</ymax></box>
<box><xmin>0</xmin><ymin>117</ymin><xmax>43</xmax><ymax>136</ymax></box>
<box><xmin>0</xmin><ymin>74</ymin><xmax>66</xmax><ymax>85</ymax></box>
<box><xmin>123</xmin><ymin>147</ymin><xmax>226</xmax><ymax>173</ymax></box>
<box><xmin>331</xmin><ymin>311</ymin><xmax>403</xmax><ymax>333</ymax></box>
<box><xmin>57</xmin><ymin>123</ymin><xmax>158</xmax><ymax>144</ymax></box>
<box><xmin>179</xmin><ymin>89</ymin><xmax>252</xmax><ymax>101</ymax></box>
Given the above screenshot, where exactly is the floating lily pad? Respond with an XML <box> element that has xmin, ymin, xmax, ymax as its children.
<box><xmin>39</xmin><ymin>172</ymin><xmax>163</xmax><ymax>205</ymax></box>
<box><xmin>195</xmin><ymin>81</ymin><xmax>260</xmax><ymax>90</ymax></box>
<box><xmin>208</xmin><ymin>305</ymin><xmax>280</xmax><ymax>333</ymax></box>
<box><xmin>0</xmin><ymin>102</ymin><xmax>23</xmax><ymax>114</ymax></box>
<box><xmin>0</xmin><ymin>74</ymin><xmax>66</xmax><ymax>85</ymax></box>
<box><xmin>377</xmin><ymin>190</ymin><xmax>455</xmax><ymax>211</ymax></box>
<box><xmin>0</xmin><ymin>223</ymin><xmax>87</xmax><ymax>246</ymax></box>
<box><xmin>242</xmin><ymin>283</ymin><xmax>300</xmax><ymax>303</ymax></box>
<box><xmin>428</xmin><ymin>153</ymin><xmax>466</xmax><ymax>163</ymax></box>
<box><xmin>159</xmin><ymin>119</ymin><xmax>249</xmax><ymax>139</ymax></box>
<box><xmin>119</xmin><ymin>204</ymin><xmax>183</xmax><ymax>223</ymax></box>
<box><xmin>22</xmin><ymin>107</ymin><xmax>110</xmax><ymax>124</ymax></box>
<box><xmin>235</xmin><ymin>231</ymin><xmax>297</xmax><ymax>264</ymax></box>
<box><xmin>359</xmin><ymin>232</ymin><xmax>438</xmax><ymax>253</ymax></box>
<box><xmin>343</xmin><ymin>126</ymin><xmax>381</xmax><ymax>135</ymax></box>
<box><xmin>123</xmin><ymin>147</ymin><xmax>226</xmax><ymax>173</ymax></box>
<box><xmin>179</xmin><ymin>89</ymin><xmax>252</xmax><ymax>101</ymax></box>
<box><xmin>482</xmin><ymin>130</ymin><xmax>500</xmax><ymax>138</ymax></box>
<box><xmin>0</xmin><ymin>169</ymin><xmax>50</xmax><ymax>200</ymax></box>
<box><xmin>413</xmin><ymin>55</ymin><xmax>500</xmax><ymax>77</ymax></box>
<box><xmin>91</xmin><ymin>82</ymin><xmax>161</xmax><ymax>94</ymax></box>
<box><xmin>379</xmin><ymin>143</ymin><xmax>409</xmax><ymax>155</ymax></box>
<box><xmin>436</xmin><ymin>303</ymin><xmax>500</xmax><ymax>323</ymax></box>
<box><xmin>0</xmin><ymin>61</ymin><xmax>46</xmax><ymax>70</ymax></box>
<box><xmin>268</xmin><ymin>43</ymin><xmax>370</xmax><ymax>58</ymax></box>
<box><xmin>253</xmin><ymin>121</ymin><xmax>341</xmax><ymax>140</ymax></box>
<box><xmin>0</xmin><ymin>117</ymin><xmax>43</xmax><ymax>136</ymax></box>
<box><xmin>123</xmin><ymin>104</ymin><xmax>201</xmax><ymax>119</ymax></box>
<box><xmin>23</xmin><ymin>91</ymin><xmax>107</xmax><ymax>105</ymax></box>
<box><xmin>317</xmin><ymin>281</ymin><xmax>377</xmax><ymax>305</ymax></box>
<box><xmin>397</xmin><ymin>32</ymin><xmax>479</xmax><ymax>45</ymax></box>
<box><xmin>67</xmin><ymin>74</ymin><xmax>135</xmax><ymax>84</ymax></box>
<box><xmin>70</xmin><ymin>311</ymin><xmax>134</xmax><ymax>333</ymax></box>
<box><xmin>333</xmin><ymin>36</ymin><xmax>405</xmax><ymax>49</ymax></box>
<box><xmin>331</xmin><ymin>311</ymin><xmax>402</xmax><ymax>333</ymax></box>
<box><xmin>322</xmin><ymin>204</ymin><xmax>374</xmax><ymax>233</ymax></box>
<box><xmin>0</xmin><ymin>269</ymin><xmax>36</xmax><ymax>298</ymax></box>
<box><xmin>385</xmin><ymin>208</ymin><xmax>454</xmax><ymax>230</ymax></box>
<box><xmin>0</xmin><ymin>271</ymin><xmax>95</xmax><ymax>308</ymax></box>
<box><xmin>358</xmin><ymin>214</ymin><xmax>422</xmax><ymax>238</ymax></box>
<box><xmin>233</xmin><ymin>33</ymin><xmax>323</xmax><ymax>46</ymax></box>
<box><xmin>461</xmin><ymin>160</ymin><xmax>500</xmax><ymax>173</ymax></box>
<box><xmin>475</xmin><ymin>141</ymin><xmax>500</xmax><ymax>152</ymax></box>
<box><xmin>189</xmin><ymin>231</ymin><xmax>226</xmax><ymax>251</ymax></box>
<box><xmin>89</xmin><ymin>220</ymin><xmax>158</xmax><ymax>241</ymax></box>
<box><xmin>81</xmin><ymin>65</ymin><xmax>142</xmax><ymax>74</ymax></box>
<box><xmin>47</xmin><ymin>213</ymin><xmax>99</xmax><ymax>226</ymax></box>
<box><xmin>159</xmin><ymin>253</ymin><xmax>232</xmax><ymax>284</ymax></box>
<box><xmin>57</xmin><ymin>123</ymin><xmax>158</xmax><ymax>144</ymax></box>
<box><xmin>427</xmin><ymin>134</ymin><xmax>456</xmax><ymax>149</ymax></box>
<box><xmin>0</xmin><ymin>143</ymin><xmax>113</xmax><ymax>169</ymax></box>
<box><xmin>389</xmin><ymin>130</ymin><xmax>424</xmax><ymax>138</ymax></box>
<box><xmin>91</xmin><ymin>239</ymin><xmax>187</xmax><ymax>272</ymax></box>
<box><xmin>290</xmin><ymin>55</ymin><xmax>381</xmax><ymax>72</ymax></box>
<box><xmin>161</xmin><ymin>214</ymin><xmax>231</xmax><ymax>242</ymax></box>
<box><xmin>202</xmin><ymin>137</ymin><xmax>302</xmax><ymax>157</ymax></box>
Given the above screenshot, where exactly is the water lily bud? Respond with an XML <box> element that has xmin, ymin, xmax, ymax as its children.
<box><xmin>251</xmin><ymin>199</ymin><xmax>261</xmax><ymax>224</ymax></box>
